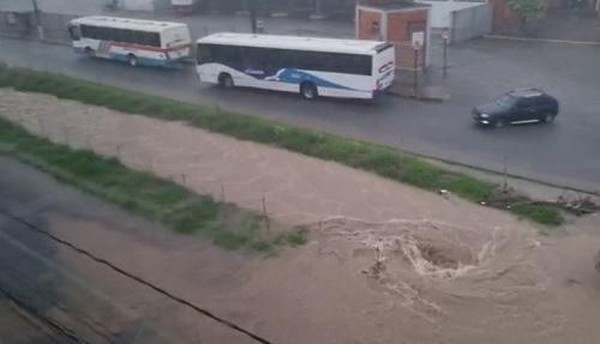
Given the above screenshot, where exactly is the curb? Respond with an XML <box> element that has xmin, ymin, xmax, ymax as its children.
<box><xmin>484</xmin><ymin>34</ymin><xmax>600</xmax><ymax>46</ymax></box>
<box><xmin>387</xmin><ymin>87</ymin><xmax>451</xmax><ymax>102</ymax></box>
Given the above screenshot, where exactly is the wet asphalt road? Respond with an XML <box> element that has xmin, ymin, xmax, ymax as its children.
<box><xmin>0</xmin><ymin>37</ymin><xmax>598</xmax><ymax>192</ymax></box>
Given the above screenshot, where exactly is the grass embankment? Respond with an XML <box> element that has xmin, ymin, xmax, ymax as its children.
<box><xmin>0</xmin><ymin>66</ymin><xmax>564</xmax><ymax>227</ymax></box>
<box><xmin>0</xmin><ymin>118</ymin><xmax>306</xmax><ymax>252</ymax></box>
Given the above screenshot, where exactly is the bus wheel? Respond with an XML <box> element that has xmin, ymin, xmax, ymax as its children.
<box><xmin>127</xmin><ymin>54</ymin><xmax>138</xmax><ymax>67</ymax></box>
<box><xmin>300</xmin><ymin>82</ymin><xmax>318</xmax><ymax>100</ymax></box>
<box><xmin>218</xmin><ymin>73</ymin><xmax>234</xmax><ymax>89</ymax></box>
<box><xmin>84</xmin><ymin>47</ymin><xmax>95</xmax><ymax>58</ymax></box>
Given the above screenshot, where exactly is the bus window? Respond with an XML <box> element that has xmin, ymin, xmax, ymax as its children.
<box><xmin>196</xmin><ymin>44</ymin><xmax>213</xmax><ymax>64</ymax></box>
<box><xmin>80</xmin><ymin>25</ymin><xmax>96</xmax><ymax>39</ymax></box>
<box><xmin>136</xmin><ymin>31</ymin><xmax>161</xmax><ymax>47</ymax></box>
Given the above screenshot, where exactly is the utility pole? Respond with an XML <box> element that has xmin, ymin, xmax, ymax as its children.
<box><xmin>442</xmin><ymin>30</ymin><xmax>449</xmax><ymax>78</ymax></box>
<box><xmin>31</xmin><ymin>0</ymin><xmax>44</xmax><ymax>40</ymax></box>
<box><xmin>311</xmin><ymin>0</ymin><xmax>325</xmax><ymax>19</ymax></box>
<box><xmin>413</xmin><ymin>42</ymin><xmax>420</xmax><ymax>97</ymax></box>
<box><xmin>249</xmin><ymin>0</ymin><xmax>257</xmax><ymax>33</ymax></box>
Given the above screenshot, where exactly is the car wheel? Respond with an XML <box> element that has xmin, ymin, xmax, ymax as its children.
<box><xmin>127</xmin><ymin>54</ymin><xmax>138</xmax><ymax>67</ymax></box>
<box><xmin>543</xmin><ymin>113</ymin><xmax>555</xmax><ymax>123</ymax></box>
<box><xmin>494</xmin><ymin>119</ymin><xmax>506</xmax><ymax>129</ymax></box>
<box><xmin>300</xmin><ymin>82</ymin><xmax>318</xmax><ymax>100</ymax></box>
<box><xmin>218</xmin><ymin>73</ymin><xmax>234</xmax><ymax>88</ymax></box>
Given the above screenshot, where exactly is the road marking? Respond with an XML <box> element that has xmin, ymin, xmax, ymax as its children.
<box><xmin>485</xmin><ymin>35</ymin><xmax>600</xmax><ymax>46</ymax></box>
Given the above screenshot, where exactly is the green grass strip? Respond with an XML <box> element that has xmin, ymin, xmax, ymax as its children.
<box><xmin>509</xmin><ymin>203</ymin><xmax>564</xmax><ymax>227</ymax></box>
<box><xmin>0</xmin><ymin>117</ymin><xmax>305</xmax><ymax>253</ymax></box>
<box><xmin>0</xmin><ymin>66</ymin><xmax>564</xmax><ymax>226</ymax></box>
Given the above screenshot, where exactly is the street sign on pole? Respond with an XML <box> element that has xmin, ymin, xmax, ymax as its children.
<box><xmin>413</xmin><ymin>43</ymin><xmax>420</xmax><ymax>97</ymax></box>
<box><xmin>411</xmin><ymin>31</ymin><xmax>424</xmax><ymax>48</ymax></box>
<box><xmin>442</xmin><ymin>30</ymin><xmax>449</xmax><ymax>77</ymax></box>
<box><xmin>441</xmin><ymin>30</ymin><xmax>449</xmax><ymax>41</ymax></box>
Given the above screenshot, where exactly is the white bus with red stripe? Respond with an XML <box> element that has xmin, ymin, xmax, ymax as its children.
<box><xmin>68</xmin><ymin>16</ymin><xmax>192</xmax><ymax>67</ymax></box>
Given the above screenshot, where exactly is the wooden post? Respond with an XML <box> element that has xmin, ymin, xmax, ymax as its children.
<box><xmin>62</xmin><ymin>126</ymin><xmax>70</xmax><ymax>145</ymax></box>
<box><xmin>37</xmin><ymin>117</ymin><xmax>44</xmax><ymax>136</ymax></box>
<box><xmin>318</xmin><ymin>219</ymin><xmax>323</xmax><ymax>254</ymax></box>
<box><xmin>116</xmin><ymin>144</ymin><xmax>124</xmax><ymax>160</ymax></box>
<box><xmin>502</xmin><ymin>156</ymin><xmax>508</xmax><ymax>191</ymax></box>
<box><xmin>181</xmin><ymin>174</ymin><xmax>187</xmax><ymax>187</ymax></box>
<box><xmin>262</xmin><ymin>196</ymin><xmax>270</xmax><ymax>231</ymax></box>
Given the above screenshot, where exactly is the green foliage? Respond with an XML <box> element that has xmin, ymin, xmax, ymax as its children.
<box><xmin>510</xmin><ymin>202</ymin><xmax>564</xmax><ymax>227</ymax></box>
<box><xmin>508</xmin><ymin>0</ymin><xmax>547</xmax><ymax>25</ymax></box>
<box><xmin>286</xmin><ymin>229</ymin><xmax>309</xmax><ymax>247</ymax></box>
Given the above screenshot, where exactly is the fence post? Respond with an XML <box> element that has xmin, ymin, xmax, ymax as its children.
<box><xmin>318</xmin><ymin>219</ymin><xmax>323</xmax><ymax>255</ymax></box>
<box><xmin>37</xmin><ymin>117</ymin><xmax>44</xmax><ymax>136</ymax></box>
<box><xmin>116</xmin><ymin>143</ymin><xmax>124</xmax><ymax>160</ymax></box>
<box><xmin>502</xmin><ymin>156</ymin><xmax>508</xmax><ymax>191</ymax></box>
<box><xmin>181</xmin><ymin>174</ymin><xmax>187</xmax><ymax>187</ymax></box>
<box><xmin>62</xmin><ymin>126</ymin><xmax>70</xmax><ymax>145</ymax></box>
<box><xmin>262</xmin><ymin>196</ymin><xmax>270</xmax><ymax>231</ymax></box>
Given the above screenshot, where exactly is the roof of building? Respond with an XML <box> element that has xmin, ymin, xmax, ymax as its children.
<box><xmin>70</xmin><ymin>16</ymin><xmax>188</xmax><ymax>32</ymax></box>
<box><xmin>357</xmin><ymin>0</ymin><xmax>431</xmax><ymax>11</ymax></box>
<box><xmin>197</xmin><ymin>33</ymin><xmax>389</xmax><ymax>55</ymax></box>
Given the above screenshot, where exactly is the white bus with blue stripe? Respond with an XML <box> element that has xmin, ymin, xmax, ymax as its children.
<box><xmin>68</xmin><ymin>16</ymin><xmax>192</xmax><ymax>67</ymax></box>
<box><xmin>196</xmin><ymin>33</ymin><xmax>395</xmax><ymax>100</ymax></box>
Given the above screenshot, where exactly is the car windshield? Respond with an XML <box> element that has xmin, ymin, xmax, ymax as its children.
<box><xmin>495</xmin><ymin>94</ymin><xmax>517</xmax><ymax>108</ymax></box>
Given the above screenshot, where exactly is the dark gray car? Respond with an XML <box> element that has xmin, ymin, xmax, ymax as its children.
<box><xmin>472</xmin><ymin>88</ymin><xmax>559</xmax><ymax>128</ymax></box>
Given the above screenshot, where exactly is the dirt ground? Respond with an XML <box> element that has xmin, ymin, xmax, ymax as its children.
<box><xmin>1</xmin><ymin>89</ymin><xmax>600</xmax><ymax>344</ymax></box>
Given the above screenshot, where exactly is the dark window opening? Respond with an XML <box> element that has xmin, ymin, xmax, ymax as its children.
<box><xmin>197</xmin><ymin>43</ymin><xmax>372</xmax><ymax>76</ymax></box>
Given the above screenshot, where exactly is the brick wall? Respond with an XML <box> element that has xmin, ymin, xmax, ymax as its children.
<box><xmin>357</xmin><ymin>9</ymin><xmax>383</xmax><ymax>40</ymax></box>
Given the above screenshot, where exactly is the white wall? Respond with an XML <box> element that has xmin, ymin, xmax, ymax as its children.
<box><xmin>171</xmin><ymin>0</ymin><xmax>195</xmax><ymax>5</ymax></box>
<box><xmin>121</xmin><ymin>0</ymin><xmax>154</xmax><ymax>11</ymax></box>
<box><xmin>416</xmin><ymin>0</ymin><xmax>483</xmax><ymax>28</ymax></box>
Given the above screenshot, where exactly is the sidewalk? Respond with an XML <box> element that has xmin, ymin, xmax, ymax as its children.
<box><xmin>388</xmin><ymin>67</ymin><xmax>451</xmax><ymax>102</ymax></box>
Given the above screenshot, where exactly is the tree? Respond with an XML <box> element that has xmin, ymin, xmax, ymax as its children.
<box><xmin>508</xmin><ymin>0</ymin><xmax>547</xmax><ymax>27</ymax></box>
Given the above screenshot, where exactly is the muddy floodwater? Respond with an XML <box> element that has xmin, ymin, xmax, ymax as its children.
<box><xmin>1</xmin><ymin>89</ymin><xmax>600</xmax><ymax>343</ymax></box>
